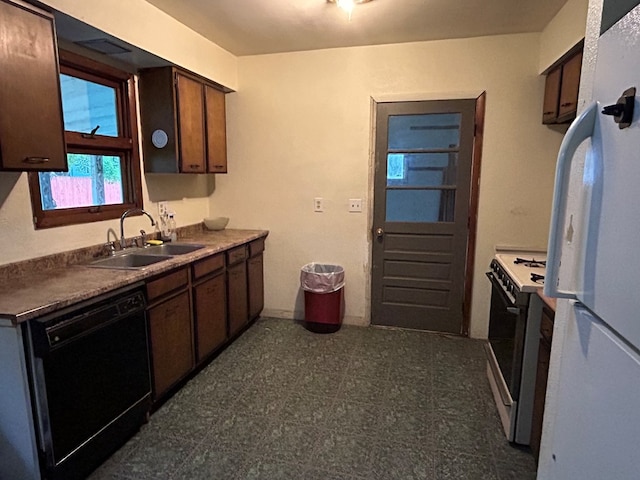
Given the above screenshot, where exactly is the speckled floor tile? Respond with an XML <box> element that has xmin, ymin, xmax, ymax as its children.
<box><xmin>324</xmin><ymin>399</ymin><xmax>381</xmax><ymax>436</ymax></box>
<box><xmin>258</xmin><ymin>421</ymin><xmax>320</xmax><ymax>464</ymax></box>
<box><xmin>338</xmin><ymin>373</ymin><xmax>391</xmax><ymax>404</ymax></box>
<box><xmin>237</xmin><ymin>457</ymin><xmax>307</xmax><ymax>480</ymax></box>
<box><xmin>172</xmin><ymin>444</ymin><xmax>246</xmax><ymax>480</ymax></box>
<box><xmin>435</xmin><ymin>451</ymin><xmax>499</xmax><ymax>480</ymax></box>
<box><xmin>432</xmin><ymin>416</ymin><xmax>493</xmax><ymax>458</ymax></box>
<box><xmin>384</xmin><ymin>378</ymin><xmax>433</xmax><ymax>410</ymax></box>
<box><xmin>85</xmin><ymin>318</ymin><xmax>536</xmax><ymax>480</ymax></box>
<box><xmin>378</xmin><ymin>406</ymin><xmax>433</xmax><ymax>445</ymax></box>
<box><xmin>143</xmin><ymin>399</ymin><xmax>226</xmax><ymax>441</ymax></box>
<box><xmin>495</xmin><ymin>461</ymin><xmax>538</xmax><ymax>480</ymax></box>
<box><xmin>207</xmin><ymin>412</ymin><xmax>271</xmax><ymax>450</ymax></box>
<box><xmin>279</xmin><ymin>392</ymin><xmax>336</xmax><ymax>426</ymax></box>
<box><xmin>369</xmin><ymin>440</ymin><xmax>435</xmax><ymax>480</ymax></box>
<box><xmin>308</xmin><ymin>431</ymin><xmax>375</xmax><ymax>476</ymax></box>
<box><xmin>109</xmin><ymin>433</ymin><xmax>198</xmax><ymax>480</ymax></box>
<box><xmin>432</xmin><ymin>387</ymin><xmax>495</xmax><ymax>419</ymax></box>
<box><xmin>297</xmin><ymin>367</ymin><xmax>345</xmax><ymax>397</ymax></box>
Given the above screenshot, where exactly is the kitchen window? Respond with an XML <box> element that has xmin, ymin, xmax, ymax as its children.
<box><xmin>28</xmin><ymin>50</ymin><xmax>143</xmax><ymax>229</ymax></box>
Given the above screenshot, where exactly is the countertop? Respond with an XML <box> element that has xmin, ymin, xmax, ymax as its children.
<box><xmin>0</xmin><ymin>229</ymin><xmax>268</xmax><ymax>325</ymax></box>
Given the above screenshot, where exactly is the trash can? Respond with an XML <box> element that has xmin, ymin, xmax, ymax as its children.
<box><xmin>300</xmin><ymin>263</ymin><xmax>345</xmax><ymax>333</ymax></box>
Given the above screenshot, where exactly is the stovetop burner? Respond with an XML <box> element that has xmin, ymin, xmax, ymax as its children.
<box><xmin>514</xmin><ymin>257</ymin><xmax>547</xmax><ymax>268</ymax></box>
<box><xmin>531</xmin><ymin>273</ymin><xmax>545</xmax><ymax>284</ymax></box>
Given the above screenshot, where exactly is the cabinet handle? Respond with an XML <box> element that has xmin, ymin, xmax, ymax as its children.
<box><xmin>23</xmin><ymin>157</ymin><xmax>50</xmax><ymax>164</ymax></box>
<box><xmin>560</xmin><ymin>102</ymin><xmax>574</xmax><ymax>108</ymax></box>
<box><xmin>543</xmin><ymin>111</ymin><xmax>555</xmax><ymax>115</ymax></box>
<box><xmin>190</xmin><ymin>164</ymin><xmax>200</xmax><ymax>169</ymax></box>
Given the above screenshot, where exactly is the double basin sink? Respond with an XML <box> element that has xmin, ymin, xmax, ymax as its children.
<box><xmin>88</xmin><ymin>243</ymin><xmax>206</xmax><ymax>270</ymax></box>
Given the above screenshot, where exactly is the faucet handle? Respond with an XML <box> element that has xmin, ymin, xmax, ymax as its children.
<box><xmin>105</xmin><ymin>241</ymin><xmax>117</xmax><ymax>256</ymax></box>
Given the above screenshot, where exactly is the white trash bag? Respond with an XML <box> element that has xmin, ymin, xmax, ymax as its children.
<box><xmin>300</xmin><ymin>263</ymin><xmax>345</xmax><ymax>293</ymax></box>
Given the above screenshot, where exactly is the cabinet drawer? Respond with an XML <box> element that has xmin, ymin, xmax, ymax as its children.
<box><xmin>540</xmin><ymin>307</ymin><xmax>554</xmax><ymax>343</ymax></box>
<box><xmin>192</xmin><ymin>253</ymin><xmax>225</xmax><ymax>280</ymax></box>
<box><xmin>146</xmin><ymin>267</ymin><xmax>189</xmax><ymax>301</ymax></box>
<box><xmin>226</xmin><ymin>245</ymin><xmax>247</xmax><ymax>265</ymax></box>
<box><xmin>249</xmin><ymin>238</ymin><xmax>265</xmax><ymax>257</ymax></box>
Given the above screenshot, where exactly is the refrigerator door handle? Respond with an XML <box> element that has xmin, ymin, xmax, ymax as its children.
<box><xmin>545</xmin><ymin>102</ymin><xmax>598</xmax><ymax>299</ymax></box>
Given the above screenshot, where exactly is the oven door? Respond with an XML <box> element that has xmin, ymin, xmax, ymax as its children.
<box><xmin>485</xmin><ymin>272</ymin><xmax>527</xmax><ymax>402</ymax></box>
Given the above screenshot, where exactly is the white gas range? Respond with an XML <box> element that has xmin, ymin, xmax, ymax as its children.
<box><xmin>485</xmin><ymin>250</ymin><xmax>546</xmax><ymax>445</ymax></box>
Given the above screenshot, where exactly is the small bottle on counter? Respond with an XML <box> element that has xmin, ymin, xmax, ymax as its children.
<box><xmin>168</xmin><ymin>213</ymin><xmax>177</xmax><ymax>242</ymax></box>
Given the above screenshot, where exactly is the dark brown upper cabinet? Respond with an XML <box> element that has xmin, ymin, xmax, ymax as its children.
<box><xmin>542</xmin><ymin>47</ymin><xmax>583</xmax><ymax>125</ymax></box>
<box><xmin>139</xmin><ymin>67</ymin><xmax>227</xmax><ymax>174</ymax></box>
<box><xmin>0</xmin><ymin>0</ymin><xmax>67</xmax><ymax>171</ymax></box>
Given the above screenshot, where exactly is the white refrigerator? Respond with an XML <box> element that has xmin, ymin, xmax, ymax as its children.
<box><xmin>540</xmin><ymin>3</ymin><xmax>640</xmax><ymax>479</ymax></box>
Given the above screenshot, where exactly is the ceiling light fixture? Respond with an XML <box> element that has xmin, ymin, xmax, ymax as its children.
<box><xmin>327</xmin><ymin>0</ymin><xmax>372</xmax><ymax>20</ymax></box>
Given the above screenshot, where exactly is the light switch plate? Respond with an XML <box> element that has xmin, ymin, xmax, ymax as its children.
<box><xmin>314</xmin><ymin>197</ymin><xmax>324</xmax><ymax>212</ymax></box>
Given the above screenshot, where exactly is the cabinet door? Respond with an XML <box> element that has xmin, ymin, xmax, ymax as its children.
<box><xmin>194</xmin><ymin>273</ymin><xmax>227</xmax><ymax>361</ymax></box>
<box><xmin>148</xmin><ymin>291</ymin><xmax>193</xmax><ymax>397</ymax></box>
<box><xmin>175</xmin><ymin>72</ymin><xmax>206</xmax><ymax>173</ymax></box>
<box><xmin>0</xmin><ymin>0</ymin><xmax>66</xmax><ymax>171</ymax></box>
<box><xmin>205</xmin><ymin>85</ymin><xmax>227</xmax><ymax>174</ymax></box>
<box><xmin>248</xmin><ymin>254</ymin><xmax>264</xmax><ymax>320</ymax></box>
<box><xmin>530</xmin><ymin>307</ymin><xmax>554</xmax><ymax>461</ymax></box>
<box><xmin>542</xmin><ymin>67</ymin><xmax>561</xmax><ymax>125</ymax></box>
<box><xmin>557</xmin><ymin>51</ymin><xmax>582</xmax><ymax>122</ymax></box>
<box><xmin>227</xmin><ymin>261</ymin><xmax>248</xmax><ymax>337</ymax></box>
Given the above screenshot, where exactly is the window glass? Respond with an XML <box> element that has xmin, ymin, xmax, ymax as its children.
<box><xmin>28</xmin><ymin>50</ymin><xmax>142</xmax><ymax>229</ymax></box>
<box><xmin>38</xmin><ymin>154</ymin><xmax>124</xmax><ymax>210</ymax></box>
<box><xmin>60</xmin><ymin>74</ymin><xmax>119</xmax><ymax>136</ymax></box>
<box><xmin>387</xmin><ymin>153</ymin><xmax>457</xmax><ymax>187</ymax></box>
<box><xmin>386</xmin><ymin>189</ymin><xmax>455</xmax><ymax>223</ymax></box>
<box><xmin>388</xmin><ymin>113</ymin><xmax>461</xmax><ymax>150</ymax></box>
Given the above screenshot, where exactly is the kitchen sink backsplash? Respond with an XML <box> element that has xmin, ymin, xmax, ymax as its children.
<box><xmin>0</xmin><ymin>222</ymin><xmax>209</xmax><ymax>279</ymax></box>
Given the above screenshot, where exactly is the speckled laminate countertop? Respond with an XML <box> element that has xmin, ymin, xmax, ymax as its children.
<box><xmin>0</xmin><ymin>229</ymin><xmax>268</xmax><ymax>325</ymax></box>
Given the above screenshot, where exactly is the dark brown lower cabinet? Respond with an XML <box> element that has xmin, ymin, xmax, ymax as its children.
<box><xmin>248</xmin><ymin>254</ymin><xmax>264</xmax><ymax>320</ymax></box>
<box><xmin>148</xmin><ymin>290</ymin><xmax>194</xmax><ymax>397</ymax></box>
<box><xmin>227</xmin><ymin>260</ymin><xmax>248</xmax><ymax>336</ymax></box>
<box><xmin>531</xmin><ymin>306</ymin><xmax>554</xmax><ymax>461</ymax></box>
<box><xmin>193</xmin><ymin>272</ymin><xmax>227</xmax><ymax>361</ymax></box>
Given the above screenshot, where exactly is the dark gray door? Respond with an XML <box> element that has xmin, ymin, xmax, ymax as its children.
<box><xmin>371</xmin><ymin>99</ymin><xmax>476</xmax><ymax>333</ymax></box>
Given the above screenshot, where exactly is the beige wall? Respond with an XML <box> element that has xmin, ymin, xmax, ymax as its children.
<box><xmin>41</xmin><ymin>0</ymin><xmax>238</xmax><ymax>90</ymax></box>
<box><xmin>0</xmin><ymin>0</ymin><xmax>238</xmax><ymax>265</ymax></box>
<box><xmin>539</xmin><ymin>0</ymin><xmax>589</xmax><ymax>72</ymax></box>
<box><xmin>213</xmin><ymin>33</ymin><xmax>564</xmax><ymax>337</ymax></box>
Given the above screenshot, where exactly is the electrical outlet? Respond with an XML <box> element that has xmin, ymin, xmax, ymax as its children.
<box><xmin>348</xmin><ymin>198</ymin><xmax>362</xmax><ymax>212</ymax></box>
<box><xmin>314</xmin><ymin>197</ymin><xmax>324</xmax><ymax>212</ymax></box>
<box><xmin>158</xmin><ymin>201</ymin><xmax>169</xmax><ymax>219</ymax></box>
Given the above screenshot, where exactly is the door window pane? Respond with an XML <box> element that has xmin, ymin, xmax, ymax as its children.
<box><xmin>386</xmin><ymin>189</ymin><xmax>455</xmax><ymax>222</ymax></box>
<box><xmin>60</xmin><ymin>74</ymin><xmax>119</xmax><ymax>136</ymax></box>
<box><xmin>38</xmin><ymin>154</ymin><xmax>124</xmax><ymax>210</ymax></box>
<box><xmin>387</xmin><ymin>153</ymin><xmax>457</xmax><ymax>187</ymax></box>
<box><xmin>388</xmin><ymin>113</ymin><xmax>461</xmax><ymax>150</ymax></box>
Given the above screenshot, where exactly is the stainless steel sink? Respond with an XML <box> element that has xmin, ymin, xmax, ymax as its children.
<box><xmin>88</xmin><ymin>253</ymin><xmax>172</xmax><ymax>270</ymax></box>
<box><xmin>137</xmin><ymin>243</ymin><xmax>206</xmax><ymax>256</ymax></box>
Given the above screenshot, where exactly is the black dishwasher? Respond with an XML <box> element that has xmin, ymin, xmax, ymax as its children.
<box><xmin>26</xmin><ymin>283</ymin><xmax>152</xmax><ymax>480</ymax></box>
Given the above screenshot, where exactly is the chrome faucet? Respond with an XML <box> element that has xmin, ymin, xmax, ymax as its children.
<box><xmin>120</xmin><ymin>208</ymin><xmax>156</xmax><ymax>249</ymax></box>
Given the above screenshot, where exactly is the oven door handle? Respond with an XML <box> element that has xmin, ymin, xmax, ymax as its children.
<box><xmin>485</xmin><ymin>272</ymin><xmax>518</xmax><ymax>310</ymax></box>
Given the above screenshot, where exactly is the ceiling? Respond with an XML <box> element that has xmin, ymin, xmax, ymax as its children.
<box><xmin>142</xmin><ymin>0</ymin><xmax>570</xmax><ymax>56</ymax></box>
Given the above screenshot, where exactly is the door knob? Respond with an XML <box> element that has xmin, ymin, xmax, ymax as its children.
<box><xmin>375</xmin><ymin>228</ymin><xmax>384</xmax><ymax>237</ymax></box>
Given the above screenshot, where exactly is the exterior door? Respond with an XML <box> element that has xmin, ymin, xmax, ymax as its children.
<box><xmin>371</xmin><ymin>99</ymin><xmax>476</xmax><ymax>333</ymax></box>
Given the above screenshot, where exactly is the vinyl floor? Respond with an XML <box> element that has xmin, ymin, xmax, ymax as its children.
<box><xmin>89</xmin><ymin>317</ymin><xmax>538</xmax><ymax>479</ymax></box>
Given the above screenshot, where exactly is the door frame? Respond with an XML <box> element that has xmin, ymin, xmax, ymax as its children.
<box><xmin>366</xmin><ymin>92</ymin><xmax>486</xmax><ymax>336</ymax></box>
